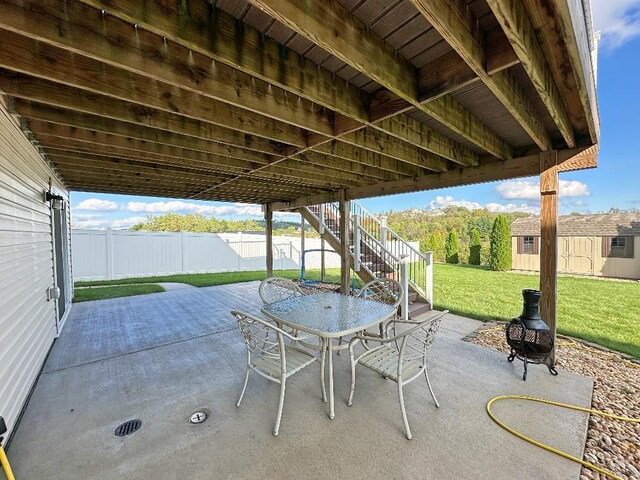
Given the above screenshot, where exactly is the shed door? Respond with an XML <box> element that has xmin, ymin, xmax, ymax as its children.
<box><xmin>567</xmin><ymin>237</ymin><xmax>595</xmax><ymax>275</ymax></box>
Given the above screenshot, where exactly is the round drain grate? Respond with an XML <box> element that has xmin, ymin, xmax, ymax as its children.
<box><xmin>115</xmin><ymin>419</ymin><xmax>142</xmax><ymax>437</ymax></box>
<box><xmin>189</xmin><ymin>411</ymin><xmax>208</xmax><ymax>424</ymax></box>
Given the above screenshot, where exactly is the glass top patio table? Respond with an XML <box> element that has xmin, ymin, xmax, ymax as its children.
<box><xmin>261</xmin><ymin>292</ymin><xmax>397</xmax><ymax>338</ymax></box>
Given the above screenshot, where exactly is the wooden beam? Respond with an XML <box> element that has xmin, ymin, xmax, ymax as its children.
<box><xmin>27</xmin><ymin>119</ymin><xmax>273</xmax><ymax>165</ymax></box>
<box><xmin>0</xmin><ymin>29</ymin><xmax>307</xmax><ymax>148</ymax></box>
<box><xmin>486</xmin><ymin>0</ymin><xmax>575</xmax><ymax>147</ymax></box>
<box><xmin>539</xmin><ymin>151</ymin><xmax>558</xmax><ymax>365</ymax></box>
<box><xmin>338</xmin><ymin>191</ymin><xmax>350</xmax><ymax>294</ymax></box>
<box><xmin>1</xmin><ymin>74</ymin><xmax>291</xmax><ymax>156</ymax></box>
<box><xmin>372</xmin><ymin>116</ymin><xmax>478</xmax><ymax>167</ymax></box>
<box><xmin>410</xmin><ymin>0</ymin><xmax>551</xmax><ymax>151</ymax></box>
<box><xmin>248</xmin><ymin>0</ymin><xmax>513</xmax><ymax>160</ymax></box>
<box><xmin>71</xmin><ymin>0</ymin><xmax>477</xmax><ymax>167</ymax></box>
<box><xmin>311</xmin><ymin>141</ymin><xmax>425</xmax><ymax>177</ymax></box>
<box><xmin>76</xmin><ymin>0</ymin><xmax>369</xmax><ymax>122</ymax></box>
<box><xmin>13</xmin><ymin>101</ymin><xmax>275</xmax><ymax>161</ymax></box>
<box><xmin>0</xmin><ymin>0</ymin><xmax>335</xmax><ymax>136</ymax></box>
<box><xmin>265</xmin><ymin>205</ymin><xmax>274</xmax><ymax>277</ymax></box>
<box><xmin>340</xmin><ymin>129</ymin><xmax>448</xmax><ymax>172</ymax></box>
<box><xmin>522</xmin><ymin>0</ymin><xmax>599</xmax><ymax>143</ymax></box>
<box><xmin>270</xmin><ymin>148</ymin><xmax>588</xmax><ymax>209</ymax></box>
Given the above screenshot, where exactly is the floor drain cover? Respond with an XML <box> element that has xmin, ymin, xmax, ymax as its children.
<box><xmin>189</xmin><ymin>411</ymin><xmax>208</xmax><ymax>424</ymax></box>
<box><xmin>115</xmin><ymin>419</ymin><xmax>142</xmax><ymax>437</ymax></box>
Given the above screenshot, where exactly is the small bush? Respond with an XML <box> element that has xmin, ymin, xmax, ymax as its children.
<box><xmin>426</xmin><ymin>231</ymin><xmax>446</xmax><ymax>262</ymax></box>
<box><xmin>489</xmin><ymin>215</ymin><xmax>512</xmax><ymax>271</ymax></box>
<box><xmin>469</xmin><ymin>228</ymin><xmax>482</xmax><ymax>265</ymax></box>
<box><xmin>445</xmin><ymin>230</ymin><xmax>459</xmax><ymax>264</ymax></box>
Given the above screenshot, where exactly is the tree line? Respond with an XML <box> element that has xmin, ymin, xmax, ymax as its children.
<box><xmin>385</xmin><ymin>206</ymin><xmax>524</xmax><ymax>269</ymax></box>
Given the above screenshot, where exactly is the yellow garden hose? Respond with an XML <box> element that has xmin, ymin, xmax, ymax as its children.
<box><xmin>0</xmin><ymin>445</ymin><xmax>16</xmax><ymax>480</ymax></box>
<box><xmin>487</xmin><ymin>395</ymin><xmax>639</xmax><ymax>480</ymax></box>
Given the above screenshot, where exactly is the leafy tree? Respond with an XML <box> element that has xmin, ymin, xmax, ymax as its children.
<box><xmin>489</xmin><ymin>215</ymin><xmax>512</xmax><ymax>271</ymax></box>
<box><xmin>425</xmin><ymin>231</ymin><xmax>446</xmax><ymax>263</ymax></box>
<box><xmin>130</xmin><ymin>213</ymin><xmax>263</xmax><ymax>233</ymax></box>
<box><xmin>445</xmin><ymin>230</ymin><xmax>459</xmax><ymax>264</ymax></box>
<box><xmin>469</xmin><ymin>228</ymin><xmax>481</xmax><ymax>265</ymax></box>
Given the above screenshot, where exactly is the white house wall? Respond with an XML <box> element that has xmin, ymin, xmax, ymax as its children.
<box><xmin>0</xmin><ymin>103</ymin><xmax>70</xmax><ymax>439</ymax></box>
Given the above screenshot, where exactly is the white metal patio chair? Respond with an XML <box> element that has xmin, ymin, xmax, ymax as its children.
<box><xmin>258</xmin><ymin>277</ymin><xmax>304</xmax><ymax>305</ymax></box>
<box><xmin>232</xmin><ymin>310</ymin><xmax>319</xmax><ymax>436</ymax></box>
<box><xmin>347</xmin><ymin>310</ymin><xmax>449</xmax><ymax>440</ymax></box>
<box><xmin>336</xmin><ymin>278</ymin><xmax>404</xmax><ymax>353</ymax></box>
<box><xmin>356</xmin><ymin>278</ymin><xmax>403</xmax><ymax>337</ymax></box>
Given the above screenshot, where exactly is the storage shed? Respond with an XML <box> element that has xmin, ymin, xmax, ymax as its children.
<box><xmin>512</xmin><ymin>214</ymin><xmax>640</xmax><ymax>279</ymax></box>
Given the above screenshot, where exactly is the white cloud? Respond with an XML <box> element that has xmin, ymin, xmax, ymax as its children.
<box><xmin>75</xmin><ymin>198</ymin><xmax>119</xmax><ymax>211</ymax></box>
<box><xmin>496</xmin><ymin>180</ymin><xmax>590</xmax><ymax>200</ymax></box>
<box><xmin>485</xmin><ymin>203</ymin><xmax>540</xmax><ymax>215</ymax></box>
<box><xmin>426</xmin><ymin>195</ymin><xmax>539</xmax><ymax>214</ymax></box>
<box><xmin>71</xmin><ymin>216</ymin><xmax>147</xmax><ymax>230</ymax></box>
<box><xmin>428</xmin><ymin>195</ymin><xmax>484</xmax><ymax>210</ymax></box>
<box><xmin>126</xmin><ymin>200</ymin><xmax>297</xmax><ymax>218</ymax></box>
<box><xmin>591</xmin><ymin>0</ymin><xmax>640</xmax><ymax>48</ymax></box>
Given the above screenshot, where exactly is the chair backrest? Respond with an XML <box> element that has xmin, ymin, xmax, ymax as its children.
<box><xmin>357</xmin><ymin>278</ymin><xmax>403</xmax><ymax>309</ymax></box>
<box><xmin>259</xmin><ymin>277</ymin><xmax>304</xmax><ymax>305</ymax></box>
<box><xmin>231</xmin><ymin>310</ymin><xmax>285</xmax><ymax>362</ymax></box>
<box><xmin>396</xmin><ymin>313</ymin><xmax>446</xmax><ymax>366</ymax></box>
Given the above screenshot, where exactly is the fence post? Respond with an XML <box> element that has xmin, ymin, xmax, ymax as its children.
<box><xmin>425</xmin><ymin>251</ymin><xmax>433</xmax><ymax>307</ymax></box>
<box><xmin>400</xmin><ymin>254</ymin><xmax>409</xmax><ymax>321</ymax></box>
<box><xmin>106</xmin><ymin>228</ymin><xmax>113</xmax><ymax>280</ymax></box>
<box><xmin>353</xmin><ymin>214</ymin><xmax>361</xmax><ymax>272</ymax></box>
<box><xmin>380</xmin><ymin>216</ymin><xmax>388</xmax><ymax>250</ymax></box>
<box><xmin>181</xmin><ymin>231</ymin><xmax>187</xmax><ymax>274</ymax></box>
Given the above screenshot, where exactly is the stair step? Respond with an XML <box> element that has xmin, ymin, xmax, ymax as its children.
<box><xmin>407</xmin><ymin>292</ymin><xmax>419</xmax><ymax>303</ymax></box>
<box><xmin>408</xmin><ymin>301</ymin><xmax>431</xmax><ymax>319</ymax></box>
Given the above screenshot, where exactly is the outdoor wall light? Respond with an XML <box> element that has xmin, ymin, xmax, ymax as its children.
<box><xmin>44</xmin><ymin>191</ymin><xmax>65</xmax><ymax>210</ymax></box>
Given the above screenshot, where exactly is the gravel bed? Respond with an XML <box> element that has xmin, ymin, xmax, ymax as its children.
<box><xmin>468</xmin><ymin>325</ymin><xmax>639</xmax><ymax>480</ymax></box>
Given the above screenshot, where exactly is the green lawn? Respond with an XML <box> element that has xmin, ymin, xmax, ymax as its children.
<box><xmin>432</xmin><ymin>264</ymin><xmax>640</xmax><ymax>358</ymax></box>
<box><xmin>74</xmin><ymin>268</ymin><xmax>353</xmax><ymax>288</ymax></box>
<box><xmin>73</xmin><ymin>284</ymin><xmax>165</xmax><ymax>303</ymax></box>
<box><xmin>74</xmin><ymin>265</ymin><xmax>640</xmax><ymax>357</ymax></box>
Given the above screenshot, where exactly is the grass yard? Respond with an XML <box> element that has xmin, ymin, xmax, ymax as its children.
<box><xmin>433</xmin><ymin>264</ymin><xmax>640</xmax><ymax>358</ymax></box>
<box><xmin>74</xmin><ymin>268</ymin><xmax>352</xmax><ymax>288</ymax></box>
<box><xmin>73</xmin><ymin>284</ymin><xmax>165</xmax><ymax>303</ymax></box>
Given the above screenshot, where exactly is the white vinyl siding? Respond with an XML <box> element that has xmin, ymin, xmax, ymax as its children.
<box><xmin>0</xmin><ymin>103</ymin><xmax>69</xmax><ymax>439</ymax></box>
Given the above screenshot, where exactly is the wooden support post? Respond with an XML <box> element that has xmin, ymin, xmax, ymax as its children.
<box><xmin>300</xmin><ymin>215</ymin><xmax>305</xmax><ymax>279</ymax></box>
<box><xmin>539</xmin><ymin>151</ymin><xmax>558</xmax><ymax>365</ymax></box>
<box><xmin>265</xmin><ymin>204</ymin><xmax>273</xmax><ymax>277</ymax></box>
<box><xmin>339</xmin><ymin>191</ymin><xmax>351</xmax><ymax>294</ymax></box>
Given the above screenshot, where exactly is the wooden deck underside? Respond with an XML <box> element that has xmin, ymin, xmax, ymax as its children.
<box><xmin>0</xmin><ymin>0</ymin><xmax>599</xmax><ymax>206</ymax></box>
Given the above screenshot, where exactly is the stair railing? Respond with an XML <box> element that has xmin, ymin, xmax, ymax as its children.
<box><xmin>302</xmin><ymin>201</ymin><xmax>433</xmax><ymax>305</ymax></box>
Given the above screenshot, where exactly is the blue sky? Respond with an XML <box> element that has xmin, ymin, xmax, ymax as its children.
<box><xmin>70</xmin><ymin>1</ymin><xmax>640</xmax><ymax>229</ymax></box>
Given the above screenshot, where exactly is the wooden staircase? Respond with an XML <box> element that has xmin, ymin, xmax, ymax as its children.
<box><xmin>300</xmin><ymin>203</ymin><xmax>432</xmax><ymax>319</ymax></box>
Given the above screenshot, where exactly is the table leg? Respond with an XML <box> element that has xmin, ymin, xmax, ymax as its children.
<box><xmin>328</xmin><ymin>338</ymin><xmax>335</xmax><ymax>419</ymax></box>
<box><xmin>320</xmin><ymin>338</ymin><xmax>327</xmax><ymax>403</ymax></box>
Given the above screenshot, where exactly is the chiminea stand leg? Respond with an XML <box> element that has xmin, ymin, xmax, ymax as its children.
<box><xmin>507</xmin><ymin>350</ymin><xmax>515</xmax><ymax>362</ymax></box>
<box><xmin>522</xmin><ymin>356</ymin><xmax>528</xmax><ymax>381</ymax></box>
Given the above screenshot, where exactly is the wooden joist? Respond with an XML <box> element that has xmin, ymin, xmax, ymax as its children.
<box><xmin>249</xmin><ymin>0</ymin><xmax>514</xmax><ymax>160</ymax></box>
<box><xmin>486</xmin><ymin>0</ymin><xmax>575</xmax><ymax>147</ymax></box>
<box><xmin>410</xmin><ymin>0</ymin><xmax>551</xmax><ymax>151</ymax></box>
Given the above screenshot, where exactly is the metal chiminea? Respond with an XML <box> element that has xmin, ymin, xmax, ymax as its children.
<box><xmin>506</xmin><ymin>289</ymin><xmax>558</xmax><ymax>380</ymax></box>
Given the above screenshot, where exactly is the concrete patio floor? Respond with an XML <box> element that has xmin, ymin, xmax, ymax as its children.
<box><xmin>5</xmin><ymin>282</ymin><xmax>593</xmax><ymax>480</ymax></box>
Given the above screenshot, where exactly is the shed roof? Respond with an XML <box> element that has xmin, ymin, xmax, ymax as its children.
<box><xmin>0</xmin><ymin>0</ymin><xmax>599</xmax><ymax>208</ymax></box>
<box><xmin>512</xmin><ymin>213</ymin><xmax>640</xmax><ymax>237</ymax></box>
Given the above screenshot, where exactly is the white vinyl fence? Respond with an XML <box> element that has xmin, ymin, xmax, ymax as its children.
<box><xmin>71</xmin><ymin>229</ymin><xmax>341</xmax><ymax>281</ymax></box>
